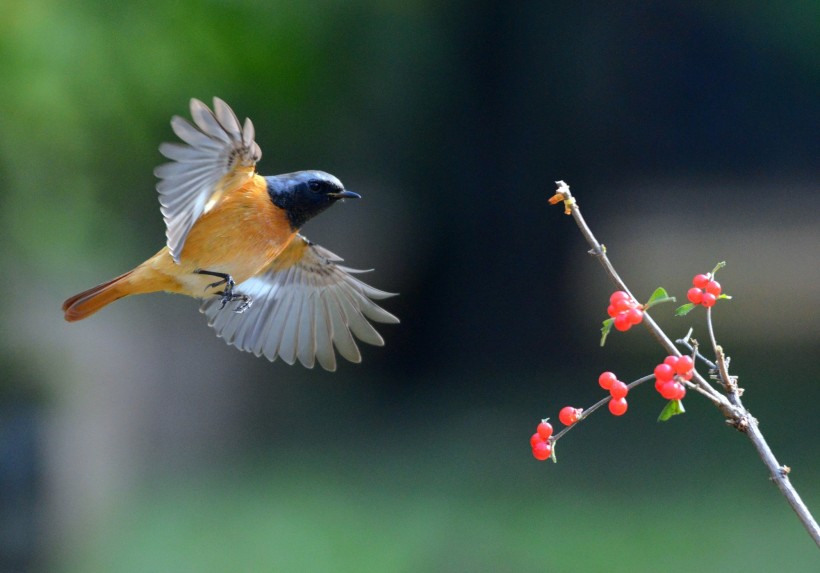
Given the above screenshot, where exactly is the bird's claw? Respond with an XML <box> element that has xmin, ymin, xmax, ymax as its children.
<box><xmin>216</xmin><ymin>290</ymin><xmax>252</xmax><ymax>313</ymax></box>
<box><xmin>233</xmin><ymin>296</ymin><xmax>253</xmax><ymax>313</ymax></box>
<box><xmin>194</xmin><ymin>269</ymin><xmax>251</xmax><ymax>313</ymax></box>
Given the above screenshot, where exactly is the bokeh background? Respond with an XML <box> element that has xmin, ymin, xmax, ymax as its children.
<box><xmin>1</xmin><ymin>1</ymin><xmax>818</xmax><ymax>571</ymax></box>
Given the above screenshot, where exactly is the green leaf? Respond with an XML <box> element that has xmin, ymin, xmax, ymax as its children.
<box><xmin>647</xmin><ymin>287</ymin><xmax>668</xmax><ymax>304</ymax></box>
<box><xmin>600</xmin><ymin>318</ymin><xmax>613</xmax><ymax>346</ymax></box>
<box><xmin>658</xmin><ymin>399</ymin><xmax>686</xmax><ymax>422</ymax></box>
<box><xmin>718</xmin><ymin>294</ymin><xmax>732</xmax><ymax>300</ymax></box>
<box><xmin>675</xmin><ymin>303</ymin><xmax>696</xmax><ymax>316</ymax></box>
<box><xmin>644</xmin><ymin>286</ymin><xmax>676</xmax><ymax>310</ymax></box>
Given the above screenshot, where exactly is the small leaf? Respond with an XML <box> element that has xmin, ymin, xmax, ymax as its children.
<box><xmin>657</xmin><ymin>399</ymin><xmax>686</xmax><ymax>422</ymax></box>
<box><xmin>600</xmin><ymin>318</ymin><xmax>613</xmax><ymax>346</ymax></box>
<box><xmin>718</xmin><ymin>294</ymin><xmax>732</xmax><ymax>300</ymax></box>
<box><xmin>675</xmin><ymin>303</ymin><xmax>696</xmax><ymax>316</ymax></box>
<box><xmin>647</xmin><ymin>287</ymin><xmax>669</xmax><ymax>305</ymax></box>
<box><xmin>644</xmin><ymin>286</ymin><xmax>676</xmax><ymax>310</ymax></box>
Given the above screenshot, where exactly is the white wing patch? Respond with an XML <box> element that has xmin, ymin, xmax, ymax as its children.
<box><xmin>199</xmin><ymin>238</ymin><xmax>399</xmax><ymax>371</ymax></box>
<box><xmin>154</xmin><ymin>98</ymin><xmax>262</xmax><ymax>262</ymax></box>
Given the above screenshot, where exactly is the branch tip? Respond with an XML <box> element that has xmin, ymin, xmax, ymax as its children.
<box><xmin>549</xmin><ymin>180</ymin><xmax>575</xmax><ymax>214</ymax></box>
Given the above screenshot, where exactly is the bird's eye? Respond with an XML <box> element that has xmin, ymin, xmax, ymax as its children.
<box><xmin>308</xmin><ymin>179</ymin><xmax>322</xmax><ymax>192</ymax></box>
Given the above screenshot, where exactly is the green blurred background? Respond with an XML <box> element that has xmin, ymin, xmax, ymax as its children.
<box><xmin>1</xmin><ymin>1</ymin><xmax>818</xmax><ymax>571</ymax></box>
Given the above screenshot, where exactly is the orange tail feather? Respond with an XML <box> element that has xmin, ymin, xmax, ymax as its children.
<box><xmin>63</xmin><ymin>270</ymin><xmax>137</xmax><ymax>322</ymax></box>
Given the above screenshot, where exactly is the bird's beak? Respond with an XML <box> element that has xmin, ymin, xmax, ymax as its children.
<box><xmin>329</xmin><ymin>190</ymin><xmax>361</xmax><ymax>200</ymax></box>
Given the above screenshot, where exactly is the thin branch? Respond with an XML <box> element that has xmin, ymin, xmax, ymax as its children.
<box><xmin>551</xmin><ymin>375</ymin><xmax>654</xmax><ymax>444</ymax></box>
<box><xmin>549</xmin><ymin>181</ymin><xmax>820</xmax><ymax>547</ymax></box>
<box><xmin>676</xmin><ymin>334</ymin><xmax>717</xmax><ymax>370</ymax></box>
<box><xmin>707</xmin><ymin>310</ymin><xmax>820</xmax><ymax>547</ymax></box>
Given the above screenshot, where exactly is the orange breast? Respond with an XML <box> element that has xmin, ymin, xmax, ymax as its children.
<box><xmin>145</xmin><ymin>175</ymin><xmax>297</xmax><ymax>296</ymax></box>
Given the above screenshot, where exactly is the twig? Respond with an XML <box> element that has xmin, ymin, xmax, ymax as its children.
<box><xmin>551</xmin><ymin>375</ymin><xmax>654</xmax><ymax>444</ymax></box>
<box><xmin>549</xmin><ymin>181</ymin><xmax>820</xmax><ymax>547</ymax></box>
<box><xmin>707</xmin><ymin>309</ymin><xmax>820</xmax><ymax>547</ymax></box>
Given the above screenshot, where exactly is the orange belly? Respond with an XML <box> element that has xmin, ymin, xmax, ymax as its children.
<box><xmin>136</xmin><ymin>175</ymin><xmax>296</xmax><ymax>297</ymax></box>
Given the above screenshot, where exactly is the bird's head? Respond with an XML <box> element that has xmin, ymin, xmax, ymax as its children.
<box><xmin>266</xmin><ymin>170</ymin><xmax>360</xmax><ymax>229</ymax></box>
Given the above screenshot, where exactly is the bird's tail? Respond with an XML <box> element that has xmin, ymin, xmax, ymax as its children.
<box><xmin>63</xmin><ymin>270</ymin><xmax>138</xmax><ymax>322</ymax></box>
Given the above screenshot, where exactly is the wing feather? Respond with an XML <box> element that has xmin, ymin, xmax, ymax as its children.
<box><xmin>314</xmin><ymin>295</ymin><xmax>337</xmax><ymax>371</ymax></box>
<box><xmin>277</xmin><ymin>269</ymin><xmax>304</xmax><ymax>365</ymax></box>
<box><xmin>325</xmin><ymin>290</ymin><xmax>361</xmax><ymax>364</ymax></box>
<box><xmin>155</xmin><ymin>97</ymin><xmax>262</xmax><ymax>262</ymax></box>
<box><xmin>333</xmin><ymin>285</ymin><xmax>385</xmax><ymax>346</ymax></box>
<box><xmin>296</xmin><ymin>290</ymin><xmax>317</xmax><ymax>369</ymax></box>
<box><xmin>213</xmin><ymin>98</ymin><xmax>243</xmax><ymax>140</ymax></box>
<box><xmin>200</xmin><ymin>236</ymin><xmax>397</xmax><ymax>370</ymax></box>
<box><xmin>265</xmin><ymin>267</ymin><xmax>299</xmax><ymax>360</ymax></box>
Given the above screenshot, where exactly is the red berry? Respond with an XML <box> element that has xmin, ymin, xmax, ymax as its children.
<box><xmin>675</xmin><ymin>355</ymin><xmax>694</xmax><ymax>375</ymax></box>
<box><xmin>536</xmin><ymin>421</ymin><xmax>553</xmax><ymax>441</ymax></box>
<box><xmin>705</xmin><ymin>280</ymin><xmax>721</xmax><ymax>296</ymax></box>
<box><xmin>701</xmin><ymin>292</ymin><xmax>717</xmax><ymax>307</ymax></box>
<box><xmin>663</xmin><ymin>355</ymin><xmax>680</xmax><ymax>368</ymax></box>
<box><xmin>532</xmin><ymin>440</ymin><xmax>552</xmax><ymax>461</ymax></box>
<box><xmin>608</xmin><ymin>397</ymin><xmax>628</xmax><ymax>416</ymax></box>
<box><xmin>598</xmin><ymin>371</ymin><xmax>617</xmax><ymax>390</ymax></box>
<box><xmin>626</xmin><ymin>307</ymin><xmax>643</xmax><ymax>325</ymax></box>
<box><xmin>679</xmin><ymin>370</ymin><xmax>693</xmax><ymax>381</ymax></box>
<box><xmin>613</xmin><ymin>313</ymin><xmax>632</xmax><ymax>331</ymax></box>
<box><xmin>530</xmin><ymin>433</ymin><xmax>543</xmax><ymax>448</ymax></box>
<box><xmin>610</xmin><ymin>291</ymin><xmax>630</xmax><ymax>304</ymax></box>
<box><xmin>559</xmin><ymin>406</ymin><xmax>581</xmax><ymax>426</ymax></box>
<box><xmin>612</xmin><ymin>298</ymin><xmax>633</xmax><ymax>313</ymax></box>
<box><xmin>687</xmin><ymin>287</ymin><xmax>703</xmax><ymax>304</ymax></box>
<box><xmin>607</xmin><ymin>304</ymin><xmax>617</xmax><ymax>317</ymax></box>
<box><xmin>654</xmin><ymin>363</ymin><xmax>675</xmax><ymax>382</ymax></box>
<box><xmin>693</xmin><ymin>274</ymin><xmax>710</xmax><ymax>289</ymax></box>
<box><xmin>659</xmin><ymin>380</ymin><xmax>679</xmax><ymax>400</ymax></box>
<box><xmin>659</xmin><ymin>381</ymin><xmax>686</xmax><ymax>400</ymax></box>
<box><xmin>610</xmin><ymin>380</ymin><xmax>628</xmax><ymax>399</ymax></box>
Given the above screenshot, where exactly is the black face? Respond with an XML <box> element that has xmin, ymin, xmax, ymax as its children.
<box><xmin>267</xmin><ymin>172</ymin><xmax>358</xmax><ymax>230</ymax></box>
<box><xmin>307</xmin><ymin>177</ymin><xmax>342</xmax><ymax>195</ymax></box>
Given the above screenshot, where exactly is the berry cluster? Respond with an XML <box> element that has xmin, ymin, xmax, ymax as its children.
<box><xmin>607</xmin><ymin>291</ymin><xmax>644</xmax><ymax>331</ymax></box>
<box><xmin>599</xmin><ymin>371</ymin><xmax>629</xmax><ymax>416</ymax></box>
<box><xmin>530</xmin><ymin>408</ymin><xmax>583</xmax><ymax>461</ymax></box>
<box><xmin>529</xmin><ymin>262</ymin><xmax>726</xmax><ymax>464</ymax></box>
<box><xmin>530</xmin><ymin>420</ymin><xmax>553</xmax><ymax>460</ymax></box>
<box><xmin>687</xmin><ymin>274</ymin><xmax>721</xmax><ymax>308</ymax></box>
<box><xmin>654</xmin><ymin>355</ymin><xmax>693</xmax><ymax>400</ymax></box>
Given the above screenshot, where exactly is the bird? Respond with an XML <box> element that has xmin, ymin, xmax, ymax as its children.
<box><xmin>63</xmin><ymin>97</ymin><xmax>398</xmax><ymax>371</ymax></box>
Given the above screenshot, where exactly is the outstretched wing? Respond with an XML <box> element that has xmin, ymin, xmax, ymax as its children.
<box><xmin>199</xmin><ymin>236</ymin><xmax>399</xmax><ymax>371</ymax></box>
<box><xmin>154</xmin><ymin>97</ymin><xmax>262</xmax><ymax>262</ymax></box>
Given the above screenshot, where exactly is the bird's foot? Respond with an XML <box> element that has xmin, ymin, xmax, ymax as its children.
<box><xmin>195</xmin><ymin>268</ymin><xmax>234</xmax><ymax>292</ymax></box>
<box><xmin>195</xmin><ymin>269</ymin><xmax>251</xmax><ymax>312</ymax></box>
<box><xmin>216</xmin><ymin>291</ymin><xmax>253</xmax><ymax>313</ymax></box>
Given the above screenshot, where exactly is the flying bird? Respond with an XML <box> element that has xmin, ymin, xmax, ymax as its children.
<box><xmin>63</xmin><ymin>98</ymin><xmax>397</xmax><ymax>370</ymax></box>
